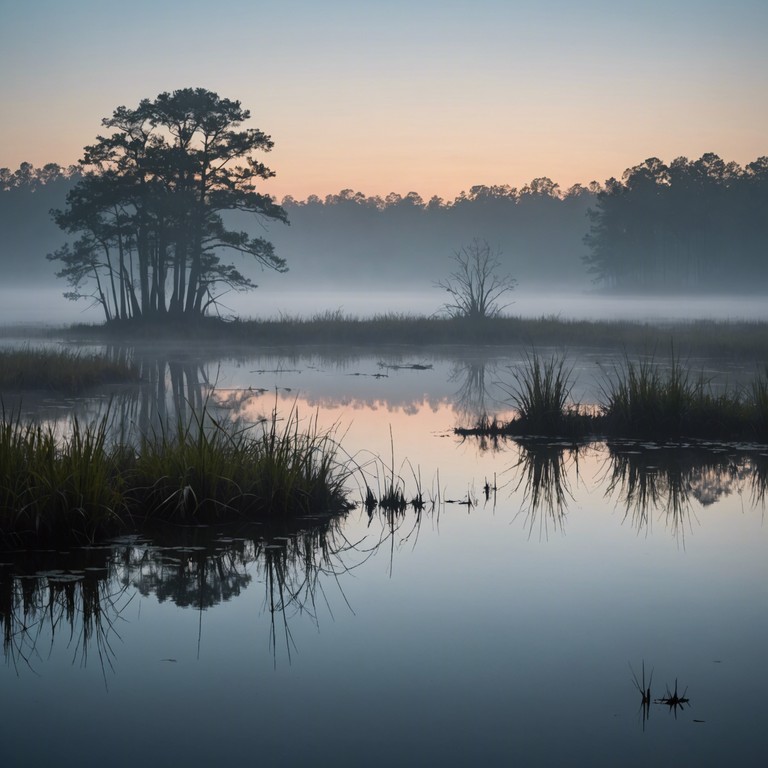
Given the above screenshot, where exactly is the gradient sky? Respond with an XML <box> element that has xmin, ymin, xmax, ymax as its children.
<box><xmin>1</xmin><ymin>0</ymin><xmax>766</xmax><ymax>200</ymax></box>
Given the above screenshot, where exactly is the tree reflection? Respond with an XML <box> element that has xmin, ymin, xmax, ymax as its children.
<box><xmin>450</xmin><ymin>359</ymin><xmax>498</xmax><ymax>422</ymax></box>
<box><xmin>99</xmin><ymin>347</ymin><xmax>215</xmax><ymax>442</ymax></box>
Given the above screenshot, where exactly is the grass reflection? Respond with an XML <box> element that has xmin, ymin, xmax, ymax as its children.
<box><xmin>630</xmin><ymin>661</ymin><xmax>653</xmax><ymax>731</ymax></box>
<box><xmin>469</xmin><ymin>434</ymin><xmax>766</xmax><ymax>539</ymax></box>
<box><xmin>605</xmin><ymin>445</ymin><xmax>694</xmax><ymax>539</ymax></box>
<box><xmin>602</xmin><ymin>443</ymin><xmax>761</xmax><ymax>539</ymax></box>
<box><xmin>0</xmin><ymin>550</ymin><xmax>133</xmax><ymax>684</ymax></box>
<box><xmin>510</xmin><ymin>439</ymin><xmax>583</xmax><ymax>539</ymax></box>
<box><xmin>0</xmin><ymin>510</ymin><xmax>355</xmax><ymax>673</ymax></box>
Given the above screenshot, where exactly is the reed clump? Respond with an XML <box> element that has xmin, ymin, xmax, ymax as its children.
<box><xmin>0</xmin><ymin>347</ymin><xmax>139</xmax><ymax>392</ymax></box>
<box><xmin>133</xmin><ymin>406</ymin><xmax>349</xmax><ymax>521</ymax></box>
<box><xmin>458</xmin><ymin>352</ymin><xmax>590</xmax><ymax>439</ymax></box>
<box><xmin>600</xmin><ymin>355</ymin><xmax>755</xmax><ymax>439</ymax></box>
<box><xmin>0</xmin><ymin>404</ymin><xmax>352</xmax><ymax>545</ymax></box>
<box><xmin>503</xmin><ymin>352</ymin><xmax>589</xmax><ymax>437</ymax></box>
<box><xmin>457</xmin><ymin>353</ymin><xmax>768</xmax><ymax>442</ymax></box>
<box><xmin>0</xmin><ymin>410</ymin><xmax>127</xmax><ymax>542</ymax></box>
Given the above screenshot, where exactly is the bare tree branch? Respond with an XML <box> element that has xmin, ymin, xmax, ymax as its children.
<box><xmin>435</xmin><ymin>238</ymin><xmax>517</xmax><ymax>319</ymax></box>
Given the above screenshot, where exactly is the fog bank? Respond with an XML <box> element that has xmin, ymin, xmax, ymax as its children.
<box><xmin>2</xmin><ymin>286</ymin><xmax>768</xmax><ymax>328</ymax></box>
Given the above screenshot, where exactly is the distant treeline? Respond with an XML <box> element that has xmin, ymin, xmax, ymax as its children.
<box><xmin>2</xmin><ymin>154</ymin><xmax>767</xmax><ymax>293</ymax></box>
<box><xmin>0</xmin><ymin>163</ymin><xmax>82</xmax><ymax>282</ymax></box>
<box><xmin>272</xmin><ymin>179</ymin><xmax>595</xmax><ymax>288</ymax></box>
<box><xmin>0</xmin><ymin>164</ymin><xmax>595</xmax><ymax>289</ymax></box>
<box><xmin>585</xmin><ymin>154</ymin><xmax>768</xmax><ymax>291</ymax></box>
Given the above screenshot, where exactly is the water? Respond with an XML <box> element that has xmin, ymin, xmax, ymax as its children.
<box><xmin>1</xmin><ymin>343</ymin><xmax>767</xmax><ymax>766</ymax></box>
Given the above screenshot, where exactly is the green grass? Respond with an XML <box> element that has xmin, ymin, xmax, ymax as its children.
<box><xmin>0</xmin><ymin>403</ymin><xmax>353</xmax><ymax>545</ymax></box>
<box><xmin>0</xmin><ymin>347</ymin><xmax>139</xmax><ymax>392</ymax></box>
<box><xmin>0</xmin><ymin>408</ymin><xmax>126</xmax><ymax>542</ymax></box>
<box><xmin>458</xmin><ymin>353</ymin><xmax>768</xmax><ymax>442</ymax></box>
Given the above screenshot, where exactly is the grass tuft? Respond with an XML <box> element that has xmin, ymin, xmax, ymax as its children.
<box><xmin>458</xmin><ymin>352</ymin><xmax>768</xmax><ymax>442</ymax></box>
<box><xmin>505</xmin><ymin>352</ymin><xmax>581</xmax><ymax>435</ymax></box>
<box><xmin>0</xmin><ymin>402</ymin><xmax>352</xmax><ymax>545</ymax></box>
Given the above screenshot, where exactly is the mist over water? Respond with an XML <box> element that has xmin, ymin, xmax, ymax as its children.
<box><xmin>2</xmin><ymin>285</ymin><xmax>768</xmax><ymax>327</ymax></box>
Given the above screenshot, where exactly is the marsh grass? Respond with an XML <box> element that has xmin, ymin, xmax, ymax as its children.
<box><xmin>0</xmin><ymin>408</ymin><xmax>127</xmax><ymax>542</ymax></box>
<box><xmin>0</xmin><ymin>403</ymin><xmax>352</xmax><ymax>545</ymax></box>
<box><xmin>751</xmin><ymin>367</ymin><xmax>768</xmax><ymax>437</ymax></box>
<box><xmin>131</xmin><ymin>402</ymin><xmax>354</xmax><ymax>524</ymax></box>
<box><xmin>459</xmin><ymin>352</ymin><xmax>768</xmax><ymax>442</ymax></box>
<box><xmin>358</xmin><ymin>431</ymin><xmax>430</xmax><ymax>516</ymax></box>
<box><xmin>458</xmin><ymin>353</ymin><xmax>590</xmax><ymax>439</ymax></box>
<box><xmin>64</xmin><ymin>314</ymin><xmax>768</xmax><ymax>358</ymax></box>
<box><xmin>0</xmin><ymin>347</ymin><xmax>138</xmax><ymax>392</ymax></box>
<box><xmin>599</xmin><ymin>354</ymin><xmax>749</xmax><ymax>439</ymax></box>
<box><xmin>503</xmin><ymin>352</ymin><xmax>587</xmax><ymax>436</ymax></box>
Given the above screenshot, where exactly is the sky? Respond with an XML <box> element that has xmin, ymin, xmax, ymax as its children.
<box><xmin>1</xmin><ymin>0</ymin><xmax>766</xmax><ymax>201</ymax></box>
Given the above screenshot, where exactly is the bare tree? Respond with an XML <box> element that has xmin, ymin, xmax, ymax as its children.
<box><xmin>435</xmin><ymin>239</ymin><xmax>517</xmax><ymax>319</ymax></box>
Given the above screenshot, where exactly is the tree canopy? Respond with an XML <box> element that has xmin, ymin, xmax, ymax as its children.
<box><xmin>49</xmin><ymin>88</ymin><xmax>288</xmax><ymax>321</ymax></box>
<box><xmin>584</xmin><ymin>153</ymin><xmax>768</xmax><ymax>290</ymax></box>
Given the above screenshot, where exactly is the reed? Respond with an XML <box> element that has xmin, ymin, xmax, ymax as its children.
<box><xmin>599</xmin><ymin>354</ymin><xmax>752</xmax><ymax>439</ymax></box>
<box><xmin>0</xmin><ymin>408</ymin><xmax>126</xmax><ymax>542</ymax></box>
<box><xmin>505</xmin><ymin>352</ymin><xmax>577</xmax><ymax>433</ymax></box>
<box><xmin>600</xmin><ymin>355</ymin><xmax>692</xmax><ymax>437</ymax></box>
<box><xmin>458</xmin><ymin>352</ymin><xmax>768</xmax><ymax>442</ymax></box>
<box><xmin>0</xmin><ymin>403</ymin><xmax>352</xmax><ymax>545</ymax></box>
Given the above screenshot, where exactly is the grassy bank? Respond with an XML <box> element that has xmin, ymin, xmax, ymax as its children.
<box><xmin>57</xmin><ymin>313</ymin><xmax>768</xmax><ymax>358</ymax></box>
<box><xmin>0</xmin><ymin>347</ymin><xmax>139</xmax><ymax>392</ymax></box>
<box><xmin>457</xmin><ymin>353</ymin><xmax>768</xmax><ymax>442</ymax></box>
<box><xmin>0</xmin><ymin>405</ymin><xmax>352</xmax><ymax>546</ymax></box>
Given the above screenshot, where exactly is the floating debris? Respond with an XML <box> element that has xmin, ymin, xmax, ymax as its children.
<box><xmin>377</xmin><ymin>362</ymin><xmax>433</xmax><ymax>371</ymax></box>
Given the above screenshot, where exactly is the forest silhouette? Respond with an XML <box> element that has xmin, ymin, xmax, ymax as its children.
<box><xmin>2</xmin><ymin>151</ymin><xmax>767</xmax><ymax>302</ymax></box>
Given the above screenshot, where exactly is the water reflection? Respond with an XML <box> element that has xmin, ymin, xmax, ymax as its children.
<box><xmin>0</xmin><ymin>549</ymin><xmax>132</xmax><ymax>680</ymax></box>
<box><xmin>101</xmin><ymin>349</ymin><xmax>217</xmax><ymax>441</ymax></box>
<box><xmin>450</xmin><ymin>359</ymin><xmax>500</xmax><ymax>422</ymax></box>
<box><xmin>0</xmin><ymin>512</ymin><xmax>351</xmax><ymax>673</ymax></box>
<box><xmin>630</xmin><ymin>661</ymin><xmax>653</xmax><ymax>731</ymax></box>
<box><xmin>501</xmin><ymin>439</ymin><xmax>766</xmax><ymax>540</ymax></box>
<box><xmin>11</xmin><ymin>345</ymin><xmax>522</xmax><ymax>433</ymax></box>
<box><xmin>603</xmin><ymin>442</ymin><xmax>765</xmax><ymax>538</ymax></box>
<box><xmin>510</xmin><ymin>440</ymin><xmax>582</xmax><ymax>538</ymax></box>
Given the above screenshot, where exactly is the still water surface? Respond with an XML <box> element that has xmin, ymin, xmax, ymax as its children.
<box><xmin>1</xmin><ymin>343</ymin><xmax>766</xmax><ymax>766</ymax></box>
